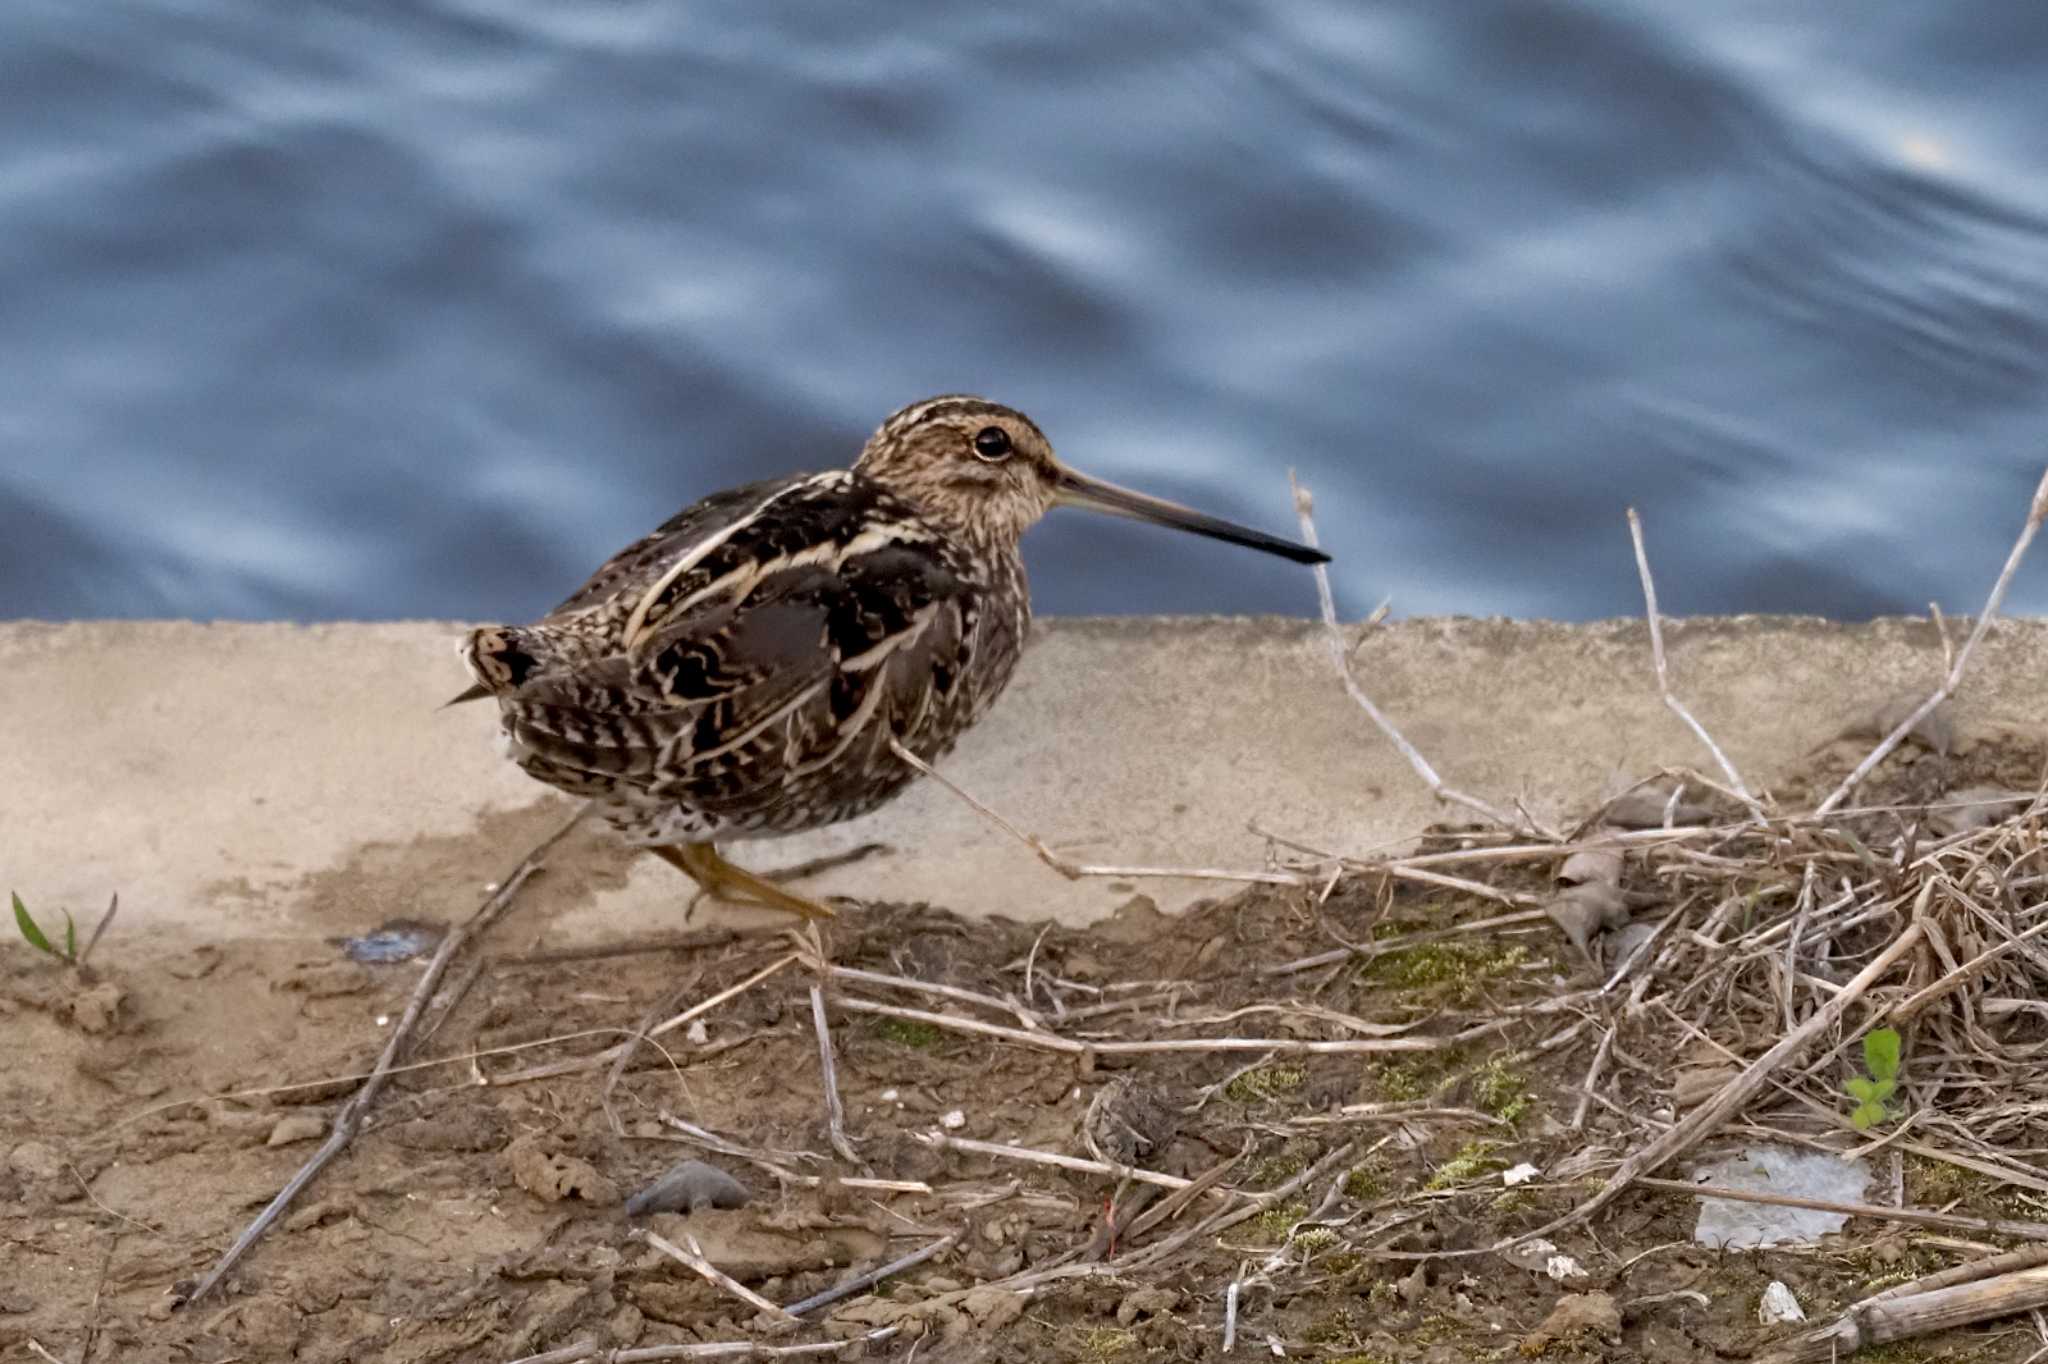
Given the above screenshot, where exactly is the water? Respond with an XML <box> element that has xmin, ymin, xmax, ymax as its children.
<box><xmin>6</xmin><ymin>1</ymin><xmax>2048</xmax><ymax>625</ymax></box>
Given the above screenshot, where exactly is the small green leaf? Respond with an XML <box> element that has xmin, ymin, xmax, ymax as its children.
<box><xmin>12</xmin><ymin>891</ymin><xmax>56</xmax><ymax>957</ymax></box>
<box><xmin>1845</xmin><ymin>1077</ymin><xmax>1878</xmax><ymax>1102</ymax></box>
<box><xmin>1849</xmin><ymin>1100</ymin><xmax>1887</xmax><ymax>1131</ymax></box>
<box><xmin>1869</xmin><ymin>1077</ymin><xmax>1896</xmax><ymax>1105</ymax></box>
<box><xmin>1863</xmin><ymin>1028</ymin><xmax>1902</xmax><ymax>1084</ymax></box>
<box><xmin>63</xmin><ymin>908</ymin><xmax>77</xmax><ymax>962</ymax></box>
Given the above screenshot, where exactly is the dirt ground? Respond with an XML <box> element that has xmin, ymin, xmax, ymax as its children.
<box><xmin>8</xmin><ymin>728</ymin><xmax>2048</xmax><ymax>1364</ymax></box>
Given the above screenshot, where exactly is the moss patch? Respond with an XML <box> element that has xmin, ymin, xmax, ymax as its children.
<box><xmin>1342</xmin><ymin>1158</ymin><xmax>1388</xmax><ymax>1201</ymax></box>
<box><xmin>1425</xmin><ymin>1140</ymin><xmax>1505</xmax><ymax>1192</ymax></box>
<box><xmin>1226</xmin><ymin>1064</ymin><xmax>1306</xmax><ymax>1104</ymax></box>
<box><xmin>1474</xmin><ymin>1055</ymin><xmax>1532</xmax><ymax>1124</ymax></box>
<box><xmin>1247</xmin><ymin>1200</ymin><xmax>1309</xmax><ymax>1244</ymax></box>
<box><xmin>872</xmin><ymin>1017</ymin><xmax>944</xmax><ymax>1048</ymax></box>
<box><xmin>1359</xmin><ymin>941</ymin><xmax>1529</xmax><ymax>1003</ymax></box>
<box><xmin>1069</xmin><ymin>1327</ymin><xmax>1140</xmax><ymax>1363</ymax></box>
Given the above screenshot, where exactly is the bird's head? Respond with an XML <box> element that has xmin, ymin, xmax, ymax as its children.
<box><xmin>854</xmin><ymin>394</ymin><xmax>1329</xmax><ymax>565</ymax></box>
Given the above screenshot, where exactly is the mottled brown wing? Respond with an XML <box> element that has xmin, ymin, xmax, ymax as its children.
<box><xmin>545</xmin><ymin>474</ymin><xmax>812</xmax><ymax>619</ymax></box>
<box><xmin>500</xmin><ymin>531</ymin><xmax>978</xmax><ymax>823</ymax></box>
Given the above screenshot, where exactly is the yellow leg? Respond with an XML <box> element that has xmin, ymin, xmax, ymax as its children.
<box><xmin>650</xmin><ymin>842</ymin><xmax>837</xmax><ymax>920</ymax></box>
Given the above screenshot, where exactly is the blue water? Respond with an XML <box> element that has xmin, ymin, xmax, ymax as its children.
<box><xmin>6</xmin><ymin>1</ymin><xmax>2048</xmax><ymax>624</ymax></box>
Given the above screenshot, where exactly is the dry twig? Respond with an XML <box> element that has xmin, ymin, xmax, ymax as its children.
<box><xmin>1626</xmin><ymin>507</ymin><xmax>1765</xmax><ymax>818</ymax></box>
<box><xmin>636</xmin><ymin>1229</ymin><xmax>796</xmax><ymax>1323</ymax></box>
<box><xmin>1290</xmin><ymin>475</ymin><xmax>1542</xmax><ymax>837</ymax></box>
<box><xmin>1817</xmin><ymin>465</ymin><xmax>2048</xmax><ymax>815</ymax></box>
<box><xmin>183</xmin><ymin>804</ymin><xmax>589</xmax><ymax>1306</ymax></box>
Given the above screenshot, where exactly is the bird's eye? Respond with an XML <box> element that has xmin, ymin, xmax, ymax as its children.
<box><xmin>972</xmin><ymin>426</ymin><xmax>1013</xmax><ymax>462</ymax></box>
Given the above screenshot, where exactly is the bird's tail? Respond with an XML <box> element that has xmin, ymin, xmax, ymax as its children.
<box><xmin>450</xmin><ymin>625</ymin><xmax>550</xmax><ymax>707</ymax></box>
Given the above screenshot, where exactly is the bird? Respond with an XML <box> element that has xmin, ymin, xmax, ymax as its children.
<box><xmin>452</xmin><ymin>395</ymin><xmax>1329</xmax><ymax>921</ymax></box>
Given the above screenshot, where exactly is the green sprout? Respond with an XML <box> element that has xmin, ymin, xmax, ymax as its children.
<box><xmin>1846</xmin><ymin>1028</ymin><xmax>1902</xmax><ymax>1131</ymax></box>
<box><xmin>12</xmin><ymin>891</ymin><xmax>77</xmax><ymax>964</ymax></box>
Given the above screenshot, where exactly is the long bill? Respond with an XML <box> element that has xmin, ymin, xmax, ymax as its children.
<box><xmin>1053</xmin><ymin>467</ymin><xmax>1330</xmax><ymax>565</ymax></box>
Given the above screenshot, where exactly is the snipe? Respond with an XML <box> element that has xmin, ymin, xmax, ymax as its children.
<box><xmin>454</xmin><ymin>395</ymin><xmax>1328</xmax><ymax>919</ymax></box>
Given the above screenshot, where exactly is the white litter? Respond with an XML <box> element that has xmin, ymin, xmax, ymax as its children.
<box><xmin>1758</xmin><ymin>1281</ymin><xmax>1806</xmax><ymax>1324</ymax></box>
<box><xmin>1499</xmin><ymin>1237</ymin><xmax>1588</xmax><ymax>1282</ymax></box>
<box><xmin>940</xmin><ymin>1109</ymin><xmax>966</xmax><ymax>1130</ymax></box>
<box><xmin>1503</xmin><ymin>1162</ymin><xmax>1541</xmax><ymax>1187</ymax></box>
<box><xmin>1692</xmin><ymin>1146</ymin><xmax>1872</xmax><ymax>1248</ymax></box>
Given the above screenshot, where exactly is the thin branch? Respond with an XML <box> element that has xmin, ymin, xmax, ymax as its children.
<box><xmin>1512</xmin><ymin>893</ymin><xmax>1930</xmax><ymax>1244</ymax></box>
<box><xmin>808</xmin><ymin>985</ymin><xmax>860</xmax><ymax>1166</ymax></box>
<box><xmin>506</xmin><ymin>1334</ymin><xmax>902</xmax><ymax>1364</ymax></box>
<box><xmin>886</xmin><ymin>735</ymin><xmax>1302</xmax><ymax>887</ymax></box>
<box><xmin>916</xmin><ymin>1129</ymin><xmax>1228</xmax><ymax>1195</ymax></box>
<box><xmin>636</xmin><ymin>1228</ymin><xmax>797</xmax><ymax>1323</ymax></box>
<box><xmin>1627</xmin><ymin>507</ymin><xmax>1765</xmax><ymax>818</ymax></box>
<box><xmin>1570</xmin><ymin>1027</ymin><xmax>1615</xmax><ymax>1132</ymax></box>
<box><xmin>1635</xmin><ymin>1178</ymin><xmax>2048</xmax><ymax>1242</ymax></box>
<box><xmin>1817</xmin><ymin>464</ymin><xmax>2048</xmax><ymax>815</ymax></box>
<box><xmin>648</xmin><ymin>954</ymin><xmax>802</xmax><ymax>1040</ymax></box>
<box><xmin>782</xmin><ymin>1232</ymin><xmax>960</xmax><ymax>1317</ymax></box>
<box><xmin>835</xmin><ymin>996</ymin><xmax>1474</xmax><ymax>1056</ymax></box>
<box><xmin>1289</xmin><ymin>474</ymin><xmax>1542</xmax><ymax>838</ymax></box>
<box><xmin>183</xmin><ymin>804</ymin><xmax>589</xmax><ymax>1306</ymax></box>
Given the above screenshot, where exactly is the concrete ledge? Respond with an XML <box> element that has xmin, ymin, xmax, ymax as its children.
<box><xmin>4</xmin><ymin>615</ymin><xmax>2040</xmax><ymax>943</ymax></box>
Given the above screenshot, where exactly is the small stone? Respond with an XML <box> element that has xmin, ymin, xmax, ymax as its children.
<box><xmin>7</xmin><ymin>1141</ymin><xmax>65</xmax><ymax>1182</ymax></box>
<box><xmin>940</xmin><ymin>1109</ymin><xmax>966</xmax><ymax>1130</ymax></box>
<box><xmin>1521</xmin><ymin>1292</ymin><xmax>1621</xmax><ymax>1355</ymax></box>
<box><xmin>63</xmin><ymin>980</ymin><xmax>126</xmax><ymax>1034</ymax></box>
<box><xmin>686</xmin><ymin>1019</ymin><xmax>710</xmax><ymax>1045</ymax></box>
<box><xmin>960</xmin><ymin>1286</ymin><xmax>1026</xmax><ymax>1331</ymax></box>
<box><xmin>624</xmin><ymin>1159</ymin><xmax>749</xmax><ymax>1217</ymax></box>
<box><xmin>266</xmin><ymin>1114</ymin><xmax>327</xmax><ymax>1147</ymax></box>
<box><xmin>1931</xmin><ymin>786</ymin><xmax>2030</xmax><ymax>837</ymax></box>
<box><xmin>504</xmin><ymin>1134</ymin><xmax>620</xmax><ymax>1206</ymax></box>
<box><xmin>1115</xmin><ymin>1287</ymin><xmax>1180</xmax><ymax>1326</ymax></box>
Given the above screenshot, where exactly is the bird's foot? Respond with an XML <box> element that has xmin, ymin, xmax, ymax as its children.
<box><xmin>650</xmin><ymin>843</ymin><xmax>838</xmax><ymax>920</ymax></box>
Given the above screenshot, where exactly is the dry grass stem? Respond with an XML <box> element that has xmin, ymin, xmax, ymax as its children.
<box><xmin>782</xmin><ymin>1232</ymin><xmax>961</xmax><ymax>1317</ymax></box>
<box><xmin>826</xmin><ymin>963</ymin><xmax>1045</xmax><ymax>1030</ymax></box>
<box><xmin>648</xmin><ymin>954</ymin><xmax>802</xmax><ymax>1041</ymax></box>
<box><xmin>807</xmin><ymin>984</ymin><xmax>860</xmax><ymax>1165</ymax></box>
<box><xmin>916</xmin><ymin>1129</ymin><xmax>1228</xmax><ymax>1195</ymax></box>
<box><xmin>636</xmin><ymin>1229</ymin><xmax>797</xmax><ymax>1323</ymax></box>
<box><xmin>1763</xmin><ymin>1266</ymin><xmax>2048</xmax><ymax>1364</ymax></box>
<box><xmin>505</xmin><ymin>1327</ymin><xmax>906</xmax><ymax>1363</ymax></box>
<box><xmin>1626</xmin><ymin>507</ymin><xmax>1764</xmax><ymax>817</ymax></box>
<box><xmin>1633</xmin><ymin>1177</ymin><xmax>2048</xmax><ymax>1242</ymax></box>
<box><xmin>1817</xmin><ymin>464</ymin><xmax>2048</xmax><ymax>815</ymax></box>
<box><xmin>887</xmin><ymin>735</ymin><xmax>1302</xmax><ymax>887</ymax></box>
<box><xmin>1521</xmin><ymin>902</ymin><xmax>1928</xmax><ymax>1242</ymax></box>
<box><xmin>183</xmin><ymin>803</ymin><xmax>590</xmax><ymax>1307</ymax></box>
<box><xmin>1290</xmin><ymin>475</ymin><xmax>1542</xmax><ymax>838</ymax></box>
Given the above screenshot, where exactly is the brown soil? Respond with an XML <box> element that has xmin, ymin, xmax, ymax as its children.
<box><xmin>5</xmin><ymin>728</ymin><xmax>2045</xmax><ymax>1364</ymax></box>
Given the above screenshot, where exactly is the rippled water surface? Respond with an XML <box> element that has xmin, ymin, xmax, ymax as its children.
<box><xmin>6</xmin><ymin>1</ymin><xmax>2048</xmax><ymax>623</ymax></box>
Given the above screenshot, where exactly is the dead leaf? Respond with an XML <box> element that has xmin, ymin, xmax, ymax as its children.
<box><xmin>1557</xmin><ymin>848</ymin><xmax>1623</xmax><ymax>888</ymax></box>
<box><xmin>1930</xmin><ymin>785</ymin><xmax>2031</xmax><ymax>837</ymax></box>
<box><xmin>1545</xmin><ymin>882</ymin><xmax>1630</xmax><ymax>958</ymax></box>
